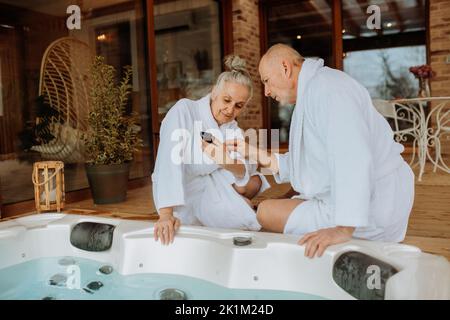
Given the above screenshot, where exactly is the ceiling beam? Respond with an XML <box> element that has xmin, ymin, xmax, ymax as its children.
<box><xmin>308</xmin><ymin>0</ymin><xmax>333</xmax><ymax>25</ymax></box>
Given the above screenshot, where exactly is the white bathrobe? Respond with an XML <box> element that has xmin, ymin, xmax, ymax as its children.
<box><xmin>152</xmin><ymin>94</ymin><xmax>270</xmax><ymax>230</ymax></box>
<box><xmin>274</xmin><ymin>58</ymin><xmax>415</xmax><ymax>242</ymax></box>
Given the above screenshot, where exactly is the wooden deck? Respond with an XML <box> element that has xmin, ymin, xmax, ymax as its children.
<box><xmin>2</xmin><ymin>163</ymin><xmax>449</xmax><ymax>261</ymax></box>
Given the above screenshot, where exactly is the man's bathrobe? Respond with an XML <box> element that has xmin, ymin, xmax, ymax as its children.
<box><xmin>274</xmin><ymin>58</ymin><xmax>414</xmax><ymax>242</ymax></box>
<box><xmin>152</xmin><ymin>94</ymin><xmax>270</xmax><ymax>231</ymax></box>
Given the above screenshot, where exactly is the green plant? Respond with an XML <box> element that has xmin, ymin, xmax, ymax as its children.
<box><xmin>84</xmin><ymin>56</ymin><xmax>142</xmax><ymax>165</ymax></box>
<box><xmin>18</xmin><ymin>95</ymin><xmax>60</xmax><ymax>150</ymax></box>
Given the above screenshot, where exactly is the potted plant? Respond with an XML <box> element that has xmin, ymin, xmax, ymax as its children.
<box><xmin>84</xmin><ymin>56</ymin><xmax>142</xmax><ymax>204</ymax></box>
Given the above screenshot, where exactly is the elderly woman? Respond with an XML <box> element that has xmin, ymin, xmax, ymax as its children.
<box><xmin>151</xmin><ymin>55</ymin><xmax>270</xmax><ymax>245</ymax></box>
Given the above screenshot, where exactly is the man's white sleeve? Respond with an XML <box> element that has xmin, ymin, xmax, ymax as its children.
<box><xmin>322</xmin><ymin>87</ymin><xmax>373</xmax><ymax>227</ymax></box>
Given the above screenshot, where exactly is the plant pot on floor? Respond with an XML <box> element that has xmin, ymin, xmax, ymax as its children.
<box><xmin>85</xmin><ymin>162</ymin><xmax>131</xmax><ymax>204</ymax></box>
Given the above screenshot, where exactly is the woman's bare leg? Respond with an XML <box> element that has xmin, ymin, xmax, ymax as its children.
<box><xmin>256</xmin><ymin>198</ymin><xmax>303</xmax><ymax>233</ymax></box>
<box><xmin>233</xmin><ymin>175</ymin><xmax>263</xmax><ymax>199</ymax></box>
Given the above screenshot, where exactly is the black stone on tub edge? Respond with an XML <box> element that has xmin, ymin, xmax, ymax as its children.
<box><xmin>70</xmin><ymin>222</ymin><xmax>115</xmax><ymax>252</ymax></box>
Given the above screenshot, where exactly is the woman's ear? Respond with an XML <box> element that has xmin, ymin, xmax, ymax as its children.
<box><xmin>211</xmin><ymin>86</ymin><xmax>218</xmax><ymax>100</ymax></box>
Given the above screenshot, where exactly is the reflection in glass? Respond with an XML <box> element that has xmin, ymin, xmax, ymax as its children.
<box><xmin>0</xmin><ymin>0</ymin><xmax>152</xmax><ymax>204</ymax></box>
<box><xmin>153</xmin><ymin>0</ymin><xmax>222</xmax><ymax>124</ymax></box>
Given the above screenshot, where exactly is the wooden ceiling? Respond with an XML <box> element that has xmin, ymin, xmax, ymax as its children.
<box><xmin>267</xmin><ymin>0</ymin><xmax>426</xmax><ymax>43</ymax></box>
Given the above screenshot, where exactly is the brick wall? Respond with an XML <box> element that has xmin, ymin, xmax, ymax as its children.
<box><xmin>231</xmin><ymin>0</ymin><xmax>264</xmax><ymax>130</ymax></box>
<box><xmin>429</xmin><ymin>0</ymin><xmax>450</xmax><ymax>96</ymax></box>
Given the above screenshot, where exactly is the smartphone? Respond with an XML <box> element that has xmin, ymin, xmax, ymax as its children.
<box><xmin>200</xmin><ymin>131</ymin><xmax>213</xmax><ymax>143</ymax></box>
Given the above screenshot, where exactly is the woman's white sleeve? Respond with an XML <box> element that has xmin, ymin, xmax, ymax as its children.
<box><xmin>151</xmin><ymin>105</ymin><xmax>187</xmax><ymax>212</ymax></box>
<box><xmin>228</xmin><ymin>150</ymin><xmax>251</xmax><ymax>187</ymax></box>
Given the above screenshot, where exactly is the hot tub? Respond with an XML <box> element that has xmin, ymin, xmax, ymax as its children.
<box><xmin>0</xmin><ymin>213</ymin><xmax>449</xmax><ymax>300</ymax></box>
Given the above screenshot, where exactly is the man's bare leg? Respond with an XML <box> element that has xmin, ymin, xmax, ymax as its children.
<box><xmin>256</xmin><ymin>199</ymin><xmax>303</xmax><ymax>233</ymax></box>
<box><xmin>233</xmin><ymin>175</ymin><xmax>263</xmax><ymax>199</ymax></box>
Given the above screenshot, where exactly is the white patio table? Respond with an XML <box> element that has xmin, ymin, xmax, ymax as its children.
<box><xmin>391</xmin><ymin>97</ymin><xmax>450</xmax><ymax>181</ymax></box>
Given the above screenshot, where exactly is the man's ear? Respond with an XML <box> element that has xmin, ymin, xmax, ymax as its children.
<box><xmin>281</xmin><ymin>59</ymin><xmax>292</xmax><ymax>79</ymax></box>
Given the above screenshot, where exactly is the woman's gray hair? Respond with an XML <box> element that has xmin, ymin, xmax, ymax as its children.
<box><xmin>212</xmin><ymin>55</ymin><xmax>253</xmax><ymax>103</ymax></box>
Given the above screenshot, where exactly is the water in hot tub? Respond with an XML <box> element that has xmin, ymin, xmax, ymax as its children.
<box><xmin>0</xmin><ymin>256</ymin><xmax>324</xmax><ymax>300</ymax></box>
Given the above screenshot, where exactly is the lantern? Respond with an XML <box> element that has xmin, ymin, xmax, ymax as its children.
<box><xmin>32</xmin><ymin>161</ymin><xmax>65</xmax><ymax>213</ymax></box>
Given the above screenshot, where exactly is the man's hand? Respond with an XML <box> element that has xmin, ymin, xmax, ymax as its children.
<box><xmin>154</xmin><ymin>213</ymin><xmax>181</xmax><ymax>245</ymax></box>
<box><xmin>298</xmin><ymin>226</ymin><xmax>355</xmax><ymax>258</ymax></box>
<box><xmin>225</xmin><ymin>139</ymin><xmax>280</xmax><ymax>173</ymax></box>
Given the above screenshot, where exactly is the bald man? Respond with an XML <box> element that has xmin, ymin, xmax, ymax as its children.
<box><xmin>226</xmin><ymin>44</ymin><xmax>414</xmax><ymax>258</ymax></box>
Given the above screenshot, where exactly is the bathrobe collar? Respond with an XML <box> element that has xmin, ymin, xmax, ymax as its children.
<box><xmin>288</xmin><ymin>58</ymin><xmax>325</xmax><ymax>192</ymax></box>
<box><xmin>295</xmin><ymin>58</ymin><xmax>324</xmax><ymax>107</ymax></box>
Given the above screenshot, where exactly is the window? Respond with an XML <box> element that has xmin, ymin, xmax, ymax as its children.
<box><xmin>344</xmin><ymin>46</ymin><xmax>426</xmax><ymax>99</ymax></box>
<box><xmin>342</xmin><ymin>0</ymin><xmax>426</xmax><ymax>99</ymax></box>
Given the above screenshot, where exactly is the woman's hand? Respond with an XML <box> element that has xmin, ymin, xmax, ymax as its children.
<box><xmin>202</xmin><ymin>137</ymin><xmax>234</xmax><ymax>165</ymax></box>
<box><xmin>202</xmin><ymin>137</ymin><xmax>246</xmax><ymax>178</ymax></box>
<box><xmin>154</xmin><ymin>212</ymin><xmax>181</xmax><ymax>245</ymax></box>
<box><xmin>298</xmin><ymin>226</ymin><xmax>355</xmax><ymax>258</ymax></box>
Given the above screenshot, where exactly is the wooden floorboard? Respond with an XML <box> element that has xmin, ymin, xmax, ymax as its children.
<box><xmin>400</xmin><ymin>165</ymin><xmax>450</xmax><ymax>260</ymax></box>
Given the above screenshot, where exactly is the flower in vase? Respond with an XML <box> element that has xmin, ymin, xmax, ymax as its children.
<box><xmin>409</xmin><ymin>64</ymin><xmax>435</xmax><ymax>79</ymax></box>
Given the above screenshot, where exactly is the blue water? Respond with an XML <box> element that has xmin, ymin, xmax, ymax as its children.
<box><xmin>0</xmin><ymin>257</ymin><xmax>324</xmax><ymax>300</ymax></box>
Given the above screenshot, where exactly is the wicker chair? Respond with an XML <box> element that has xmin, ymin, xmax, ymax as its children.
<box><xmin>31</xmin><ymin>37</ymin><xmax>93</xmax><ymax>163</ymax></box>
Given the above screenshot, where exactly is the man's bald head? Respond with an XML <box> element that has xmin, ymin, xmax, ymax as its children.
<box><xmin>259</xmin><ymin>44</ymin><xmax>304</xmax><ymax>106</ymax></box>
<box><xmin>260</xmin><ymin>44</ymin><xmax>304</xmax><ymax>68</ymax></box>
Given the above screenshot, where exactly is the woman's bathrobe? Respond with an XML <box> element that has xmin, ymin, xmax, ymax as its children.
<box><xmin>274</xmin><ymin>58</ymin><xmax>415</xmax><ymax>242</ymax></box>
<box><xmin>152</xmin><ymin>94</ymin><xmax>270</xmax><ymax>231</ymax></box>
